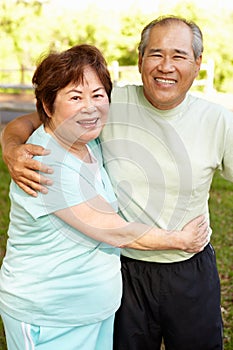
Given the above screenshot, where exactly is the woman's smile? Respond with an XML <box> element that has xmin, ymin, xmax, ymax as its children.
<box><xmin>76</xmin><ymin>117</ymin><xmax>99</xmax><ymax>128</ymax></box>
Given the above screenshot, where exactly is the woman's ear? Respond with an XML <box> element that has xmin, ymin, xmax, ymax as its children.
<box><xmin>42</xmin><ymin>101</ymin><xmax>52</xmax><ymax>118</ymax></box>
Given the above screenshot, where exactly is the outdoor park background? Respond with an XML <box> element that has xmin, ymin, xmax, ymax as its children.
<box><xmin>0</xmin><ymin>0</ymin><xmax>233</xmax><ymax>349</ymax></box>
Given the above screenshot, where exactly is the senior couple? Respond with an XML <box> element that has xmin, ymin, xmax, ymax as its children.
<box><xmin>1</xmin><ymin>15</ymin><xmax>232</xmax><ymax>350</ymax></box>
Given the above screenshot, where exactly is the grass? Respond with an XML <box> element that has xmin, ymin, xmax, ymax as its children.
<box><xmin>0</xmin><ymin>146</ymin><xmax>10</xmax><ymax>349</ymax></box>
<box><xmin>209</xmin><ymin>174</ymin><xmax>233</xmax><ymax>348</ymax></box>
<box><xmin>0</xmin><ymin>146</ymin><xmax>232</xmax><ymax>349</ymax></box>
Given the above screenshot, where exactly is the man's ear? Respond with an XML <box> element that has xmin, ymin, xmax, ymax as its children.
<box><xmin>195</xmin><ymin>55</ymin><xmax>202</xmax><ymax>78</ymax></box>
<box><xmin>138</xmin><ymin>53</ymin><xmax>143</xmax><ymax>74</ymax></box>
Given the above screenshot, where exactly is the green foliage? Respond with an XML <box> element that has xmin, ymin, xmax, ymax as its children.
<box><xmin>0</xmin><ymin>0</ymin><xmax>48</xmax><ymax>82</ymax></box>
<box><xmin>115</xmin><ymin>13</ymin><xmax>149</xmax><ymax>65</ymax></box>
<box><xmin>1</xmin><ymin>0</ymin><xmax>233</xmax><ymax>91</ymax></box>
<box><xmin>167</xmin><ymin>2</ymin><xmax>233</xmax><ymax>93</ymax></box>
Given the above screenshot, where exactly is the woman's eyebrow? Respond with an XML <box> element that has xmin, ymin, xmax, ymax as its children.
<box><xmin>65</xmin><ymin>86</ymin><xmax>105</xmax><ymax>95</ymax></box>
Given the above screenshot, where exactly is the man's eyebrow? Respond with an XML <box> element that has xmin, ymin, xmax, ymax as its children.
<box><xmin>148</xmin><ymin>48</ymin><xmax>162</xmax><ymax>54</ymax></box>
<box><xmin>148</xmin><ymin>48</ymin><xmax>189</xmax><ymax>56</ymax></box>
<box><xmin>174</xmin><ymin>49</ymin><xmax>189</xmax><ymax>56</ymax></box>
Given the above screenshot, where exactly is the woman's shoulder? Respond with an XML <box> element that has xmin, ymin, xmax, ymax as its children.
<box><xmin>26</xmin><ymin>124</ymin><xmax>50</xmax><ymax>147</ymax></box>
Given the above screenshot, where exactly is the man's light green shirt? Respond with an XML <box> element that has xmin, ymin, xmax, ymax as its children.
<box><xmin>101</xmin><ymin>85</ymin><xmax>233</xmax><ymax>263</ymax></box>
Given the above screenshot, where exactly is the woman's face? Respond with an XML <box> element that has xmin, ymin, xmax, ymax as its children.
<box><xmin>45</xmin><ymin>67</ymin><xmax>109</xmax><ymax>148</ymax></box>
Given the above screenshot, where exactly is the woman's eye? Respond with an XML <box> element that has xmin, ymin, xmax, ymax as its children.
<box><xmin>71</xmin><ymin>96</ymin><xmax>80</xmax><ymax>101</ymax></box>
<box><xmin>94</xmin><ymin>94</ymin><xmax>104</xmax><ymax>99</ymax></box>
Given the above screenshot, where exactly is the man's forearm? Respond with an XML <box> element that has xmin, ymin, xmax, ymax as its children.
<box><xmin>1</xmin><ymin>113</ymin><xmax>40</xmax><ymax>152</ymax></box>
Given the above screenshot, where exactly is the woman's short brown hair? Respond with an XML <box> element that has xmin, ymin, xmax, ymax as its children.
<box><xmin>32</xmin><ymin>44</ymin><xmax>112</xmax><ymax>125</ymax></box>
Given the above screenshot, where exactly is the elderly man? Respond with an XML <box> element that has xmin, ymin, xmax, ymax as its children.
<box><xmin>1</xmin><ymin>16</ymin><xmax>232</xmax><ymax>350</ymax></box>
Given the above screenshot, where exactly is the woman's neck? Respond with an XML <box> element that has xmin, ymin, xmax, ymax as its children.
<box><xmin>44</xmin><ymin>125</ymin><xmax>93</xmax><ymax>163</ymax></box>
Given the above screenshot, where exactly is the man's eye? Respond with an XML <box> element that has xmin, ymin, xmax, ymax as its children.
<box><xmin>174</xmin><ymin>55</ymin><xmax>185</xmax><ymax>60</ymax></box>
<box><xmin>150</xmin><ymin>54</ymin><xmax>162</xmax><ymax>58</ymax></box>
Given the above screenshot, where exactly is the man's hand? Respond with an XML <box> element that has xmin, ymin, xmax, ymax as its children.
<box><xmin>180</xmin><ymin>215</ymin><xmax>210</xmax><ymax>253</ymax></box>
<box><xmin>3</xmin><ymin>143</ymin><xmax>53</xmax><ymax>197</ymax></box>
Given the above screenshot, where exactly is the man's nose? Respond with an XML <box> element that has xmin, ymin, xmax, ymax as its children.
<box><xmin>157</xmin><ymin>58</ymin><xmax>175</xmax><ymax>73</ymax></box>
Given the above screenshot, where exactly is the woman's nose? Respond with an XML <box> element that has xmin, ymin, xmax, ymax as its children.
<box><xmin>81</xmin><ymin>101</ymin><xmax>97</xmax><ymax>113</ymax></box>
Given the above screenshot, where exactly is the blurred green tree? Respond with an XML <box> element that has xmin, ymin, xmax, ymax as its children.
<box><xmin>167</xmin><ymin>2</ymin><xmax>233</xmax><ymax>92</ymax></box>
<box><xmin>0</xmin><ymin>0</ymin><xmax>49</xmax><ymax>83</ymax></box>
<box><xmin>0</xmin><ymin>0</ymin><xmax>233</xmax><ymax>92</ymax></box>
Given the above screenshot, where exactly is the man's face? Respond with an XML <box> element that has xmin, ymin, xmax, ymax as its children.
<box><xmin>138</xmin><ymin>22</ymin><xmax>202</xmax><ymax>110</ymax></box>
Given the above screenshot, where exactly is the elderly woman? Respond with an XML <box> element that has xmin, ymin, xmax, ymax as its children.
<box><xmin>0</xmin><ymin>44</ymin><xmax>208</xmax><ymax>350</ymax></box>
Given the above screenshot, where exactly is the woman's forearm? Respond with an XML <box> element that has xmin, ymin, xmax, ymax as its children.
<box><xmin>121</xmin><ymin>221</ymin><xmax>208</xmax><ymax>253</ymax></box>
<box><xmin>120</xmin><ymin>223</ymin><xmax>181</xmax><ymax>250</ymax></box>
<box><xmin>85</xmin><ymin>220</ymin><xmax>208</xmax><ymax>253</ymax></box>
<box><xmin>55</xmin><ymin>197</ymin><xmax>208</xmax><ymax>253</ymax></box>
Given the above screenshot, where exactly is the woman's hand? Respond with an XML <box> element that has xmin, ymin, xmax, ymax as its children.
<box><xmin>179</xmin><ymin>215</ymin><xmax>210</xmax><ymax>253</ymax></box>
<box><xmin>3</xmin><ymin>143</ymin><xmax>53</xmax><ymax>197</ymax></box>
